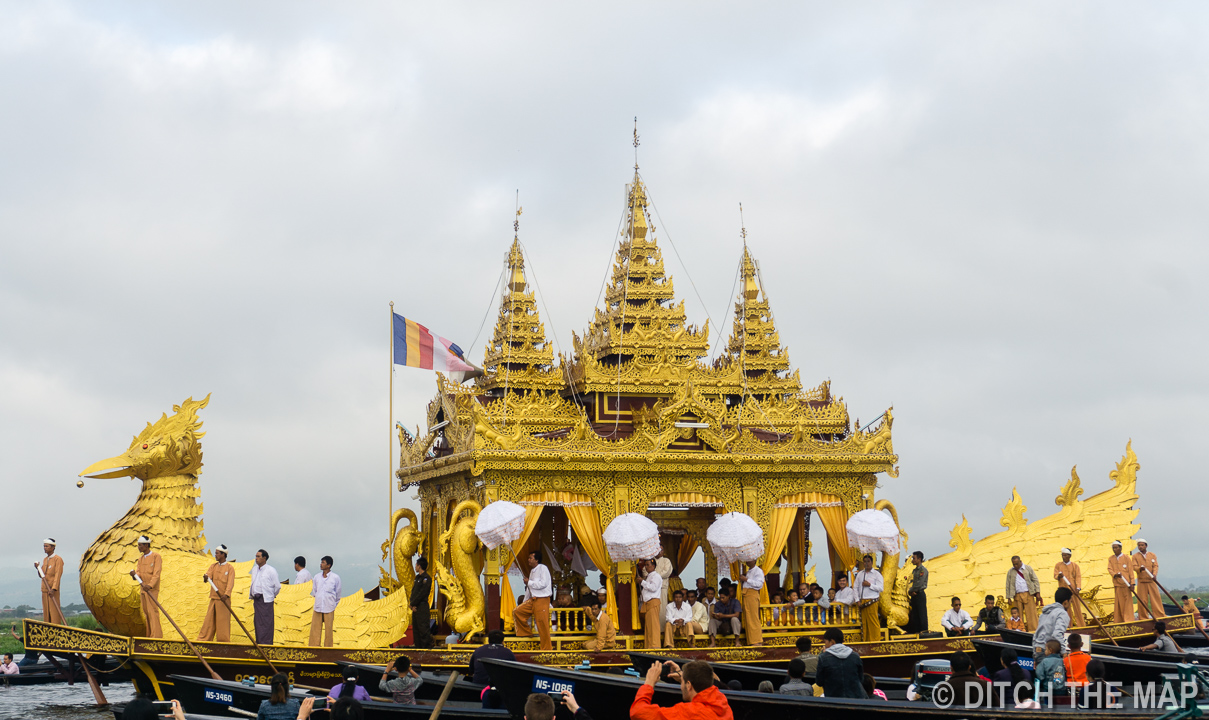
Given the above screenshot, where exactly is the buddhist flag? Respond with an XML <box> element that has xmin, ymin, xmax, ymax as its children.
<box><xmin>393</xmin><ymin>313</ymin><xmax>477</xmax><ymax>374</ymax></box>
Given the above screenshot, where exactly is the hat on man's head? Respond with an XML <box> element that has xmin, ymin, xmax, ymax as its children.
<box><xmin>137</xmin><ymin>536</ymin><xmax>151</xmax><ymax>544</ymax></box>
<box><xmin>1060</xmin><ymin>548</ymin><xmax>1072</xmax><ymax>554</ymax></box>
<box><xmin>1137</xmin><ymin>538</ymin><xmax>1148</xmax><ymax>544</ymax></box>
<box><xmin>43</xmin><ymin>538</ymin><xmax>56</xmax><ymax>546</ymax></box>
<box><xmin>216</xmin><ymin>544</ymin><xmax>229</xmax><ymax>554</ymax></box>
<box><xmin>1111</xmin><ymin>540</ymin><xmax>1122</xmax><ymax>546</ymax></box>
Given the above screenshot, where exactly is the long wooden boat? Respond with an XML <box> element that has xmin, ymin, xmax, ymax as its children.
<box><xmin>22</xmin><ymin>613</ymin><xmax>1195</xmax><ymax>702</ymax></box>
<box><xmin>168</xmin><ymin>674</ymin><xmax>509</xmax><ymax>720</ymax></box>
<box><xmin>968</xmin><ymin>637</ymin><xmax>1191</xmax><ymax>686</ymax></box>
<box><xmin>337</xmin><ymin>660</ymin><xmax>487</xmax><ymax>703</ymax></box>
<box><xmin>626</xmin><ymin>651</ymin><xmax>912</xmax><ymax>699</ymax></box>
<box><xmin>478</xmin><ymin>657</ymin><xmax>1179</xmax><ymax>720</ymax></box>
<box><xmin>999</xmin><ymin>624</ymin><xmax>1209</xmax><ymax>649</ymax></box>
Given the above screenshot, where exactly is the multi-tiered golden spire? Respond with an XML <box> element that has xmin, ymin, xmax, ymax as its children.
<box><xmin>580</xmin><ymin>171</ymin><xmax>709</xmax><ymax>368</ymax></box>
<box><xmin>477</xmin><ymin>237</ymin><xmax>563</xmax><ymax>393</ymax></box>
<box><xmin>721</xmin><ymin>245</ymin><xmax>801</xmax><ymax>399</ymax></box>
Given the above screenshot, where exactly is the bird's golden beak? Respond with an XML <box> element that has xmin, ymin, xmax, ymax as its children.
<box><xmin>79</xmin><ymin>453</ymin><xmax>137</xmax><ymax>479</ymax></box>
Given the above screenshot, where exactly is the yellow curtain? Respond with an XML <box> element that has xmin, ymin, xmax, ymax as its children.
<box><xmin>772</xmin><ymin>493</ymin><xmax>853</xmax><ymax>589</ymax></box>
<box><xmin>674</xmin><ymin>533</ymin><xmax>699</xmax><ymax>575</ymax></box>
<box><xmin>758</xmin><ymin>505</ymin><xmax>798</xmax><ymax>603</ymax></box>
<box><xmin>499</xmin><ymin>503</ymin><xmax>544</xmax><ymax>631</ymax></box>
<box><xmin>561</xmin><ymin>497</ymin><xmax>620</xmax><ymax>631</ymax></box>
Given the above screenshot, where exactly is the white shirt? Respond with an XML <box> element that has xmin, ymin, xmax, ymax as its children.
<box><xmin>854</xmin><ymin>569</ymin><xmax>883</xmax><ymax>601</ymax></box>
<box><xmin>294</xmin><ymin>568</ymin><xmax>313</xmax><ymax>585</ymax></box>
<box><xmin>1014</xmin><ymin>571</ymin><xmax>1029</xmax><ymax>594</ymax></box>
<box><xmin>942</xmin><ymin>608</ymin><xmax>974</xmax><ymax>631</ymax></box>
<box><xmin>834</xmin><ymin>587</ymin><xmax>859</xmax><ymax>606</ymax></box>
<box><xmin>742</xmin><ymin>566</ymin><xmax>765</xmax><ymax>591</ymax></box>
<box><xmin>311</xmin><ymin>570</ymin><xmax>342</xmax><ymax>614</ymax></box>
<box><xmin>666</xmin><ymin>601</ymin><xmax>693</xmax><ymax>624</ymax></box>
<box><xmin>525</xmin><ymin>564</ymin><xmax>552</xmax><ymax>599</ymax></box>
<box><xmin>249</xmin><ymin>563</ymin><xmax>281</xmax><ymax>603</ymax></box>
<box><xmin>641</xmin><ymin>569</ymin><xmax>663</xmax><ymax>603</ymax></box>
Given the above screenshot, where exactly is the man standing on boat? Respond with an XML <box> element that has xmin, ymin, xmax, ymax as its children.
<box><xmin>294</xmin><ymin>556</ymin><xmax>312</xmax><ymax>585</ymax></box>
<box><xmin>639</xmin><ymin>558</ymin><xmax>663</xmax><ymax>649</ymax></box>
<box><xmin>198</xmin><ymin>544</ymin><xmax>234</xmax><ymax>642</ymax></box>
<box><xmin>513</xmin><ymin>550</ymin><xmax>553</xmax><ymax>651</ymax></box>
<box><xmin>129</xmin><ymin>536</ymin><xmax>163</xmax><ymax>638</ymax></box>
<box><xmin>1031</xmin><ymin>587</ymin><xmax>1072</xmax><ymax>668</ymax></box>
<box><xmin>1053</xmin><ymin>548</ymin><xmax>1084</xmax><ymax>627</ymax></box>
<box><xmin>36</xmin><ymin>538</ymin><xmax>65</xmax><ymax>625</ymax></box>
<box><xmin>1004</xmin><ymin>556</ymin><xmax>1042</xmax><ymax>631</ymax></box>
<box><xmin>1131</xmin><ymin>539</ymin><xmax>1164</xmax><ymax>620</ymax></box>
<box><xmin>1108</xmin><ymin>541</ymin><xmax>1135</xmax><ymax>622</ymax></box>
<box><xmin>250</xmin><ymin>549</ymin><xmax>281</xmax><ymax>645</ymax></box>
<box><xmin>410</xmin><ymin>557</ymin><xmax>433</xmax><ymax>648</ymax></box>
<box><xmin>308</xmin><ymin>555</ymin><xmax>339</xmax><ymax>647</ymax></box>
<box><xmin>906</xmin><ymin>551</ymin><xmax>928</xmax><ymax>634</ymax></box>
<box><xmin>854</xmin><ymin>554</ymin><xmax>883</xmax><ymax>643</ymax></box>
<box><xmin>738</xmin><ymin>559</ymin><xmax>765</xmax><ymax>646</ymax></box>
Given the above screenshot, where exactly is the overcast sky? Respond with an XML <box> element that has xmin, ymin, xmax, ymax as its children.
<box><xmin>3</xmin><ymin>2</ymin><xmax>1208</xmax><ymax>606</ymax></box>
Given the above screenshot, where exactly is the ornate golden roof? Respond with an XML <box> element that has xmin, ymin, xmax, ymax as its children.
<box><xmin>718</xmin><ymin>246</ymin><xmax>800</xmax><ymax>396</ymax></box>
<box><xmin>570</xmin><ymin>171</ymin><xmax>709</xmax><ymax>395</ymax></box>
<box><xmin>477</xmin><ymin>239</ymin><xmax>564</xmax><ymax>393</ymax></box>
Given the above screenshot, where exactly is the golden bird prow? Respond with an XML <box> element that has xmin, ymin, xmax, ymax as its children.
<box><xmin>79</xmin><ymin>396</ymin><xmax>411</xmax><ymax>646</ymax></box>
<box><xmin>918</xmin><ymin>442</ymin><xmax>1141</xmax><ymax>630</ymax></box>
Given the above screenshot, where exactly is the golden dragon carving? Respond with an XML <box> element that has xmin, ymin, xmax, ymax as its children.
<box><xmin>873</xmin><ymin>499</ymin><xmax>911</xmax><ymax>633</ymax></box>
<box><xmin>432</xmin><ymin>500</ymin><xmax>486</xmax><ymax>638</ymax></box>
<box><xmin>380</xmin><ymin>508</ymin><xmax>425</xmax><ymax>597</ymax></box>
<box><xmin>78</xmin><ymin>396</ymin><xmax>412</xmax><ymax>646</ymax></box>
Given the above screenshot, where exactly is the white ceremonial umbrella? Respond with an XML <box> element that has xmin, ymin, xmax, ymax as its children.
<box><xmin>706</xmin><ymin>512</ymin><xmax>765</xmax><ymax>576</ymax></box>
<box><xmin>602</xmin><ymin>513</ymin><xmax>662</xmax><ymax>562</ymax></box>
<box><xmin>846</xmin><ymin>508</ymin><xmax>901</xmax><ymax>555</ymax></box>
<box><xmin>476</xmin><ymin>500</ymin><xmax>528</xmax><ymax>571</ymax></box>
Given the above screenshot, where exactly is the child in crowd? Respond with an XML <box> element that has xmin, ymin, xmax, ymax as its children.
<box><xmin>1005</xmin><ymin>606</ymin><xmax>1026</xmax><ymax>631</ymax></box>
<box><xmin>1034</xmin><ymin>639</ymin><xmax>1066</xmax><ymax>696</ymax></box>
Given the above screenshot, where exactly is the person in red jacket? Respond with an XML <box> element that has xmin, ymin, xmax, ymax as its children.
<box><xmin>630</xmin><ymin>660</ymin><xmax>733</xmax><ymax>720</ymax></box>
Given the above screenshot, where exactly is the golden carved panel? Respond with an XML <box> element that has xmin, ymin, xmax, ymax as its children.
<box><xmin>23</xmin><ymin>620</ymin><xmax>131</xmax><ymax>656</ymax></box>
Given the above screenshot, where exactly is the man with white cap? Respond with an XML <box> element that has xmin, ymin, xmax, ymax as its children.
<box><xmin>249</xmin><ymin>549</ymin><xmax>280</xmax><ymax>645</ymax></box>
<box><xmin>198</xmin><ymin>544</ymin><xmax>235</xmax><ymax>642</ymax></box>
<box><xmin>1131</xmin><ymin>539</ymin><xmax>1164</xmax><ymax>620</ymax></box>
<box><xmin>35</xmin><ymin>538</ymin><xmax>65</xmax><ymax>625</ymax></box>
<box><xmin>1053</xmin><ymin>548</ymin><xmax>1084</xmax><ymax>627</ymax></box>
<box><xmin>128</xmin><ymin>536</ymin><xmax>163</xmax><ymax>638</ymax></box>
<box><xmin>1107</xmin><ymin>540</ymin><xmax>1135</xmax><ymax>623</ymax></box>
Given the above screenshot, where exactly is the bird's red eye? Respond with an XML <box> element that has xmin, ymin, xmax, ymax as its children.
<box><xmin>142</xmin><ymin>444</ymin><xmax>148</xmax><ymax>449</ymax></box>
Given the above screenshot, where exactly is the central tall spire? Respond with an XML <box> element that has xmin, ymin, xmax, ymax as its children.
<box><xmin>580</xmin><ymin>170</ymin><xmax>709</xmax><ymax>366</ymax></box>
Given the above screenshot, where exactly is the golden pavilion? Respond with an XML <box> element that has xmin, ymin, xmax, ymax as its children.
<box><xmin>393</xmin><ymin>168</ymin><xmax>902</xmax><ymax>642</ymax></box>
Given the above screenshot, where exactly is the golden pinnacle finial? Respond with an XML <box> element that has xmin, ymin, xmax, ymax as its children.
<box><xmin>514</xmin><ymin>191</ymin><xmax>522</xmax><ymax>238</ymax></box>
<box><xmin>741</xmin><ymin>246</ymin><xmax>759</xmax><ymax>302</ymax></box>
<box><xmin>739</xmin><ymin>202</ymin><xmax>747</xmax><ymax>244</ymax></box>
<box><xmin>633</xmin><ymin>116</ymin><xmax>640</xmax><ymax>170</ymax></box>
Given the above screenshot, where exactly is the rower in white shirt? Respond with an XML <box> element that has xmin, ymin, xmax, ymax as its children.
<box><xmin>293</xmin><ymin>556</ymin><xmax>312</xmax><ymax>585</ymax></box>
<box><xmin>738</xmin><ymin>560</ymin><xmax>765</xmax><ymax>646</ymax></box>
<box><xmin>249</xmin><ymin>549</ymin><xmax>281</xmax><ymax>645</ymax></box>
<box><xmin>664</xmin><ymin>589</ymin><xmax>697</xmax><ymax>646</ymax></box>
<box><xmin>941</xmin><ymin>596</ymin><xmax>975</xmax><ymax>636</ymax></box>
<box><xmin>854</xmin><ymin>554</ymin><xmax>884</xmax><ymax>642</ymax></box>
<box><xmin>640</xmin><ymin>559</ymin><xmax>663</xmax><ymax>649</ymax></box>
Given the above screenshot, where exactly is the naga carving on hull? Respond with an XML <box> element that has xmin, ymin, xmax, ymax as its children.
<box><xmin>872</xmin><ymin>499</ymin><xmax>911</xmax><ymax>634</ymax></box>
<box><xmin>433</xmin><ymin>500</ymin><xmax>486</xmax><ymax>638</ymax></box>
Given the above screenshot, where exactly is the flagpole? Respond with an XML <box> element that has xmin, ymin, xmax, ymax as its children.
<box><xmin>389</xmin><ymin>301</ymin><xmax>394</xmax><ymax>550</ymax></box>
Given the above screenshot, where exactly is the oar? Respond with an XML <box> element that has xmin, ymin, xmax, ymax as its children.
<box><xmin>1069</xmin><ymin>588</ymin><xmax>1119</xmax><ymax>647</ymax></box>
<box><xmin>140</xmin><ymin>587</ymin><xmax>223</xmax><ymax>681</ymax></box>
<box><xmin>211</xmin><ymin>582</ymin><xmax>279</xmax><ymax>674</ymax></box>
<box><xmin>37</xmin><ymin>567</ymin><xmax>109</xmax><ymax>704</ymax></box>
<box><xmin>1143</xmin><ymin>569</ymin><xmax>1209</xmax><ymax>644</ymax></box>
<box><xmin>427</xmin><ymin>670</ymin><xmax>460</xmax><ymax>720</ymax></box>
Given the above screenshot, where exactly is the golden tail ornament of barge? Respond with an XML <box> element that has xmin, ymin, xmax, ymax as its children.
<box><xmin>28</xmin><ymin>162</ymin><xmax>1191</xmax><ymax>701</ymax></box>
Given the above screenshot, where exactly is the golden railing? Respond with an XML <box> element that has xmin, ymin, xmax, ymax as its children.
<box><xmin>549</xmin><ymin>607</ymin><xmax>591</xmax><ymax>634</ymax></box>
<box><xmin>758</xmin><ymin>602</ymin><xmax>857</xmax><ymax>629</ymax></box>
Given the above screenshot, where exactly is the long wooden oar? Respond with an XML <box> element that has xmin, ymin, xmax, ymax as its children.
<box><xmin>214</xmin><ymin>590</ymin><xmax>279</xmax><ymax>674</ymax></box>
<box><xmin>1069</xmin><ymin>588</ymin><xmax>1120</xmax><ymax>647</ymax></box>
<box><xmin>37</xmin><ymin>568</ymin><xmax>109</xmax><ymax>704</ymax></box>
<box><xmin>427</xmin><ymin>671</ymin><xmax>460</xmax><ymax>720</ymax></box>
<box><xmin>1143</xmin><ymin>569</ymin><xmax>1209</xmax><ymax>644</ymax></box>
<box><xmin>140</xmin><ymin>587</ymin><xmax>222</xmax><ymax>681</ymax></box>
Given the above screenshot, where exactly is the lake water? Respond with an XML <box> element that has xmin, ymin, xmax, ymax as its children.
<box><xmin>0</xmin><ymin>681</ymin><xmax>134</xmax><ymax>720</ymax></box>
